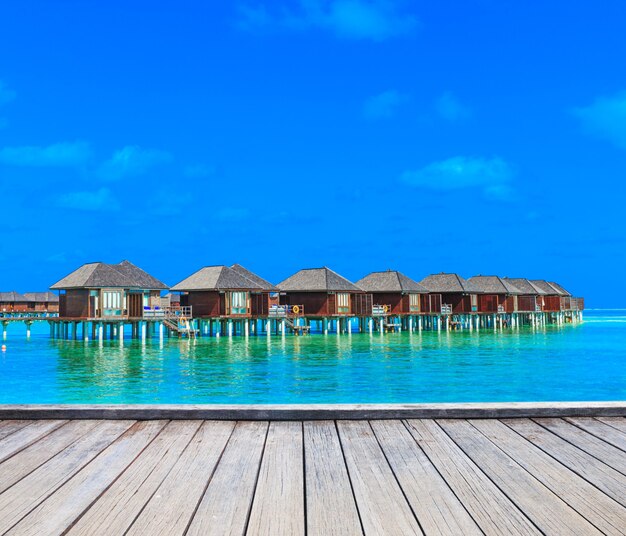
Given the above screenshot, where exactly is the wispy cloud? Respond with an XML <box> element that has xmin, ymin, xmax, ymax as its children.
<box><xmin>0</xmin><ymin>81</ymin><xmax>16</xmax><ymax>107</ymax></box>
<box><xmin>363</xmin><ymin>89</ymin><xmax>407</xmax><ymax>119</ymax></box>
<box><xmin>214</xmin><ymin>207</ymin><xmax>251</xmax><ymax>222</ymax></box>
<box><xmin>400</xmin><ymin>156</ymin><xmax>515</xmax><ymax>200</ymax></box>
<box><xmin>57</xmin><ymin>187</ymin><xmax>120</xmax><ymax>212</ymax></box>
<box><xmin>436</xmin><ymin>91</ymin><xmax>471</xmax><ymax>122</ymax></box>
<box><xmin>573</xmin><ymin>91</ymin><xmax>626</xmax><ymax>149</ymax></box>
<box><xmin>184</xmin><ymin>164</ymin><xmax>216</xmax><ymax>178</ymax></box>
<box><xmin>0</xmin><ymin>141</ymin><xmax>92</xmax><ymax>167</ymax></box>
<box><xmin>238</xmin><ymin>0</ymin><xmax>418</xmax><ymax>41</ymax></box>
<box><xmin>98</xmin><ymin>145</ymin><xmax>172</xmax><ymax>181</ymax></box>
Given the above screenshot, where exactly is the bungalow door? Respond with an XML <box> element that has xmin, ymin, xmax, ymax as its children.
<box><xmin>336</xmin><ymin>293</ymin><xmax>350</xmax><ymax>315</ymax></box>
<box><xmin>101</xmin><ymin>289</ymin><xmax>123</xmax><ymax>318</ymax></box>
<box><xmin>228</xmin><ymin>291</ymin><xmax>249</xmax><ymax>316</ymax></box>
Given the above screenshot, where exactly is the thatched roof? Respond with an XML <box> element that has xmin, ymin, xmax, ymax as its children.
<box><xmin>548</xmin><ymin>281</ymin><xmax>571</xmax><ymax>296</ymax></box>
<box><xmin>51</xmin><ymin>260</ymin><xmax>167</xmax><ymax>290</ymax></box>
<box><xmin>171</xmin><ymin>265</ymin><xmax>263</xmax><ymax>291</ymax></box>
<box><xmin>356</xmin><ymin>270</ymin><xmax>428</xmax><ymax>293</ymax></box>
<box><xmin>0</xmin><ymin>291</ymin><xmax>29</xmax><ymax>302</ymax></box>
<box><xmin>231</xmin><ymin>264</ymin><xmax>277</xmax><ymax>292</ymax></box>
<box><xmin>468</xmin><ymin>276</ymin><xmax>522</xmax><ymax>295</ymax></box>
<box><xmin>502</xmin><ymin>278</ymin><xmax>545</xmax><ymax>295</ymax></box>
<box><xmin>419</xmin><ymin>273</ymin><xmax>481</xmax><ymax>293</ymax></box>
<box><xmin>278</xmin><ymin>267</ymin><xmax>361</xmax><ymax>292</ymax></box>
<box><xmin>530</xmin><ymin>280</ymin><xmax>562</xmax><ymax>295</ymax></box>
<box><xmin>23</xmin><ymin>292</ymin><xmax>59</xmax><ymax>303</ymax></box>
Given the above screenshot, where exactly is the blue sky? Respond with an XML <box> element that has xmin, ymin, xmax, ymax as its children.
<box><xmin>1</xmin><ymin>1</ymin><xmax>625</xmax><ymax>306</ymax></box>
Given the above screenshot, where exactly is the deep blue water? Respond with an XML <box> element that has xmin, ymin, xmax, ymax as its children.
<box><xmin>0</xmin><ymin>310</ymin><xmax>624</xmax><ymax>404</ymax></box>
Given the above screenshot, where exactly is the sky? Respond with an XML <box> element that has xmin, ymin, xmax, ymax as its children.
<box><xmin>0</xmin><ymin>1</ymin><xmax>625</xmax><ymax>306</ymax></box>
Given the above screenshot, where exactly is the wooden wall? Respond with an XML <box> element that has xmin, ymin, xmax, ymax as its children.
<box><xmin>280</xmin><ymin>292</ymin><xmax>331</xmax><ymax>316</ymax></box>
<box><xmin>250</xmin><ymin>292</ymin><xmax>270</xmax><ymax>316</ymax></box>
<box><xmin>352</xmin><ymin>293</ymin><xmax>372</xmax><ymax>316</ymax></box>
<box><xmin>442</xmin><ymin>293</ymin><xmax>473</xmax><ymax>314</ymax></box>
<box><xmin>517</xmin><ymin>295</ymin><xmax>536</xmax><ymax>312</ymax></box>
<box><xmin>182</xmin><ymin>291</ymin><xmax>222</xmax><ymax>317</ymax></box>
<box><xmin>60</xmin><ymin>289</ymin><xmax>90</xmax><ymax>318</ymax></box>
<box><xmin>421</xmin><ymin>294</ymin><xmax>442</xmax><ymax>313</ymax></box>
<box><xmin>280</xmin><ymin>292</ymin><xmax>364</xmax><ymax>316</ymax></box>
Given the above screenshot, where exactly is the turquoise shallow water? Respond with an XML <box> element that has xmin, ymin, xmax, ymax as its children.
<box><xmin>0</xmin><ymin>310</ymin><xmax>624</xmax><ymax>404</ymax></box>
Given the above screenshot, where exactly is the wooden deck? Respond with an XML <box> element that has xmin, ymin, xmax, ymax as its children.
<box><xmin>0</xmin><ymin>417</ymin><xmax>625</xmax><ymax>535</ymax></box>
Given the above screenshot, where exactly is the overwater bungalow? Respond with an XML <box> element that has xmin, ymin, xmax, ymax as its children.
<box><xmin>502</xmin><ymin>278</ymin><xmax>544</xmax><ymax>312</ymax></box>
<box><xmin>277</xmin><ymin>267</ymin><xmax>367</xmax><ymax>317</ymax></box>
<box><xmin>530</xmin><ymin>280</ymin><xmax>563</xmax><ymax>312</ymax></box>
<box><xmin>51</xmin><ymin>260</ymin><xmax>168</xmax><ymax>319</ymax></box>
<box><xmin>230</xmin><ymin>263</ymin><xmax>277</xmax><ymax>316</ymax></box>
<box><xmin>547</xmin><ymin>281</ymin><xmax>579</xmax><ymax>311</ymax></box>
<box><xmin>171</xmin><ymin>265</ymin><xmax>266</xmax><ymax>318</ymax></box>
<box><xmin>23</xmin><ymin>291</ymin><xmax>59</xmax><ymax>313</ymax></box>
<box><xmin>467</xmin><ymin>276</ymin><xmax>522</xmax><ymax>313</ymax></box>
<box><xmin>0</xmin><ymin>291</ymin><xmax>30</xmax><ymax>313</ymax></box>
<box><xmin>355</xmin><ymin>270</ymin><xmax>428</xmax><ymax>316</ymax></box>
<box><xmin>419</xmin><ymin>273</ymin><xmax>481</xmax><ymax>314</ymax></box>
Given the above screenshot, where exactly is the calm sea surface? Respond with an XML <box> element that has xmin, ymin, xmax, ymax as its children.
<box><xmin>1</xmin><ymin>310</ymin><xmax>624</xmax><ymax>404</ymax></box>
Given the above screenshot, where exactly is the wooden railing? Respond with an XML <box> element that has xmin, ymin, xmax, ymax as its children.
<box><xmin>372</xmin><ymin>304</ymin><xmax>391</xmax><ymax>316</ymax></box>
<box><xmin>143</xmin><ymin>305</ymin><xmax>193</xmax><ymax>319</ymax></box>
<box><xmin>268</xmin><ymin>305</ymin><xmax>304</xmax><ymax>318</ymax></box>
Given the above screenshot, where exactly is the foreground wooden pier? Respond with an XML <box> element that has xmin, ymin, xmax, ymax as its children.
<box><xmin>0</xmin><ymin>408</ymin><xmax>625</xmax><ymax>534</ymax></box>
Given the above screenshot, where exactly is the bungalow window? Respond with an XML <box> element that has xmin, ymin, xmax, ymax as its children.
<box><xmin>102</xmin><ymin>290</ymin><xmax>122</xmax><ymax>316</ymax></box>
<box><xmin>337</xmin><ymin>293</ymin><xmax>350</xmax><ymax>314</ymax></box>
<box><xmin>230</xmin><ymin>291</ymin><xmax>248</xmax><ymax>315</ymax></box>
<box><xmin>471</xmin><ymin>294</ymin><xmax>478</xmax><ymax>312</ymax></box>
<box><xmin>409</xmin><ymin>293</ymin><xmax>420</xmax><ymax>312</ymax></box>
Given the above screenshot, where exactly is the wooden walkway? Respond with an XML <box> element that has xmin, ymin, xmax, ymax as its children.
<box><xmin>0</xmin><ymin>417</ymin><xmax>625</xmax><ymax>535</ymax></box>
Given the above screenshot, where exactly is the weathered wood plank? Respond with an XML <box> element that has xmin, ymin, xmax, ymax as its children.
<box><xmin>405</xmin><ymin>419</ymin><xmax>539</xmax><ymax>536</ymax></box>
<box><xmin>6</xmin><ymin>421</ymin><xmax>166</xmax><ymax>536</ymax></box>
<box><xmin>0</xmin><ymin>420</ymin><xmax>67</xmax><ymax>464</ymax></box>
<box><xmin>371</xmin><ymin>420</ymin><xmax>481</xmax><ymax>536</ymax></box>
<box><xmin>533</xmin><ymin>418</ymin><xmax>626</xmax><ymax>477</ymax></box>
<box><xmin>186</xmin><ymin>421</ymin><xmax>268</xmax><ymax>536</ymax></box>
<box><xmin>565</xmin><ymin>417</ymin><xmax>626</xmax><ymax>452</ymax></box>
<box><xmin>303</xmin><ymin>421</ymin><xmax>362</xmax><ymax>536</ymax></box>
<box><xmin>337</xmin><ymin>420</ymin><xmax>422</xmax><ymax>535</ymax></box>
<box><xmin>68</xmin><ymin>420</ymin><xmax>202</xmax><ymax>536</ymax></box>
<box><xmin>126</xmin><ymin>420</ymin><xmax>234</xmax><ymax>536</ymax></box>
<box><xmin>0</xmin><ymin>420</ymin><xmax>134</xmax><ymax>534</ymax></box>
<box><xmin>504</xmin><ymin>419</ymin><xmax>626</xmax><ymax>506</ymax></box>
<box><xmin>0</xmin><ymin>420</ymin><xmax>100</xmax><ymax>494</ymax></box>
<box><xmin>247</xmin><ymin>421</ymin><xmax>305</xmax><ymax>536</ymax></box>
<box><xmin>596</xmin><ymin>416</ymin><xmax>626</xmax><ymax>434</ymax></box>
<box><xmin>0</xmin><ymin>420</ymin><xmax>31</xmax><ymax>441</ymax></box>
<box><xmin>440</xmin><ymin>419</ymin><xmax>604</xmax><ymax>535</ymax></box>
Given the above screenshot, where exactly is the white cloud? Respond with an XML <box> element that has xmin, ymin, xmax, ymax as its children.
<box><xmin>98</xmin><ymin>145</ymin><xmax>172</xmax><ymax>181</ymax></box>
<box><xmin>0</xmin><ymin>141</ymin><xmax>92</xmax><ymax>167</ymax></box>
<box><xmin>436</xmin><ymin>91</ymin><xmax>471</xmax><ymax>122</ymax></box>
<box><xmin>400</xmin><ymin>156</ymin><xmax>515</xmax><ymax>200</ymax></box>
<box><xmin>573</xmin><ymin>92</ymin><xmax>626</xmax><ymax>149</ymax></box>
<box><xmin>238</xmin><ymin>0</ymin><xmax>417</xmax><ymax>41</ymax></box>
<box><xmin>363</xmin><ymin>89</ymin><xmax>407</xmax><ymax>119</ymax></box>
<box><xmin>57</xmin><ymin>187</ymin><xmax>120</xmax><ymax>212</ymax></box>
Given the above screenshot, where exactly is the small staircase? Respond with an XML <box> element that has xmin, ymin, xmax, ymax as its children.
<box><xmin>163</xmin><ymin>307</ymin><xmax>197</xmax><ymax>338</ymax></box>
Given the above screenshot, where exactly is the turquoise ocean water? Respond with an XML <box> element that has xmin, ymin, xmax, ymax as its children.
<box><xmin>0</xmin><ymin>310</ymin><xmax>624</xmax><ymax>404</ymax></box>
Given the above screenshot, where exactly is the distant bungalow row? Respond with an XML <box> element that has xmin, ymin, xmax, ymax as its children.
<box><xmin>18</xmin><ymin>260</ymin><xmax>585</xmax><ymax>341</ymax></box>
